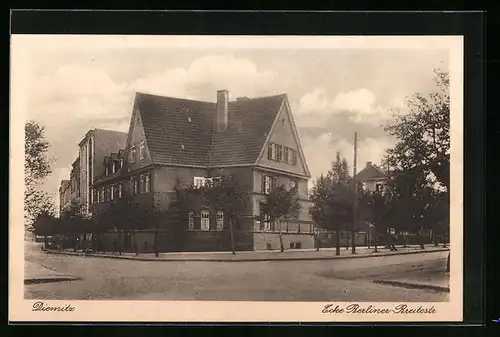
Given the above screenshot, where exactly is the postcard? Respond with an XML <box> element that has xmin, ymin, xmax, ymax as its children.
<box><xmin>10</xmin><ymin>34</ymin><xmax>463</xmax><ymax>322</ymax></box>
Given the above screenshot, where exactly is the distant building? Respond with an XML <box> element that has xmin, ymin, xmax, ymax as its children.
<box><xmin>356</xmin><ymin>161</ymin><xmax>387</xmax><ymax>194</ymax></box>
<box><xmin>77</xmin><ymin>129</ymin><xmax>127</xmax><ymax>216</ymax></box>
<box><xmin>92</xmin><ymin>90</ymin><xmax>314</xmax><ymax>251</ymax></box>
<box><xmin>69</xmin><ymin>156</ymin><xmax>80</xmax><ymax>204</ymax></box>
<box><xmin>58</xmin><ymin>180</ymin><xmax>71</xmax><ymax>215</ymax></box>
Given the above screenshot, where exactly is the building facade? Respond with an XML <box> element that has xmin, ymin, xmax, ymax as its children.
<box><xmin>78</xmin><ymin>129</ymin><xmax>127</xmax><ymax>216</ymax></box>
<box><xmin>357</xmin><ymin>161</ymin><xmax>387</xmax><ymax>193</ymax></box>
<box><xmin>58</xmin><ymin>180</ymin><xmax>71</xmax><ymax>215</ymax></box>
<box><xmin>92</xmin><ymin>90</ymin><xmax>315</xmax><ymax>251</ymax></box>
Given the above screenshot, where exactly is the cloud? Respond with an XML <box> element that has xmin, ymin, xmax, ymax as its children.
<box><xmin>294</xmin><ymin>87</ymin><xmax>391</xmax><ymax>128</ymax></box>
<box><xmin>26</xmin><ymin>53</ymin><xmax>282</xmax><ymax>199</ymax></box>
<box><xmin>302</xmin><ymin>132</ymin><xmax>396</xmax><ymax>189</ymax></box>
<box><xmin>130</xmin><ymin>53</ymin><xmax>280</xmax><ymax>101</ymax></box>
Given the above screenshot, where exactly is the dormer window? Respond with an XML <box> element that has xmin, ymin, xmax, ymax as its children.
<box><xmin>105</xmin><ymin>165</ymin><xmax>109</xmax><ymax>176</ymax></box>
<box><xmin>112</xmin><ymin>162</ymin><xmax>116</xmax><ymax>174</ymax></box>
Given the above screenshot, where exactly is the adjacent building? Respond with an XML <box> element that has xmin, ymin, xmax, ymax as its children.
<box><xmin>58</xmin><ymin>180</ymin><xmax>71</xmax><ymax>215</ymax></box>
<box><xmin>92</xmin><ymin>90</ymin><xmax>314</xmax><ymax>251</ymax></box>
<box><xmin>78</xmin><ymin>129</ymin><xmax>127</xmax><ymax>216</ymax></box>
<box><xmin>357</xmin><ymin>161</ymin><xmax>387</xmax><ymax>194</ymax></box>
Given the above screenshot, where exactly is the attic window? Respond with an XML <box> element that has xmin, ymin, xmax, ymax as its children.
<box><xmin>188</xmin><ymin>117</ymin><xmax>192</xmax><ymax>122</ymax></box>
<box><xmin>181</xmin><ymin>144</ymin><xmax>185</xmax><ymax>150</ymax></box>
<box><xmin>281</xmin><ymin>118</ymin><xmax>285</xmax><ymax>125</ymax></box>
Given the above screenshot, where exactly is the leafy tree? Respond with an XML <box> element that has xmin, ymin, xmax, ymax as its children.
<box><xmin>383</xmin><ymin>69</ymin><xmax>451</xmax><ymax>248</ymax></box>
<box><xmin>309</xmin><ymin>152</ymin><xmax>355</xmax><ymax>256</ymax></box>
<box><xmin>25</xmin><ymin>121</ymin><xmax>54</xmax><ymax>231</ymax></box>
<box><xmin>384</xmin><ymin>68</ymin><xmax>450</xmax><ymax>192</ymax></box>
<box><xmin>261</xmin><ymin>184</ymin><xmax>301</xmax><ymax>252</ymax></box>
<box><xmin>180</xmin><ymin>175</ymin><xmax>248</xmax><ymax>254</ymax></box>
<box><xmin>32</xmin><ymin>209</ymin><xmax>58</xmax><ymax>248</ymax></box>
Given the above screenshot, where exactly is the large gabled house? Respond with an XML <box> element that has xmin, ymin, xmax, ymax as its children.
<box><xmin>91</xmin><ymin>90</ymin><xmax>314</xmax><ymax>251</ymax></box>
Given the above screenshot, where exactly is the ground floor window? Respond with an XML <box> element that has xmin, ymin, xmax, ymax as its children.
<box><xmin>201</xmin><ymin>210</ymin><xmax>210</xmax><ymax>231</ymax></box>
<box><xmin>216</xmin><ymin>211</ymin><xmax>224</xmax><ymax>231</ymax></box>
<box><xmin>188</xmin><ymin>211</ymin><xmax>195</xmax><ymax>230</ymax></box>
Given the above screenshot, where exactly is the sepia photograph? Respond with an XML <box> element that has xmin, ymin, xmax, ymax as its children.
<box><xmin>10</xmin><ymin>35</ymin><xmax>463</xmax><ymax>322</ymax></box>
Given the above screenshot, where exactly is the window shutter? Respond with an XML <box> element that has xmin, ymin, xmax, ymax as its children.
<box><xmin>261</xmin><ymin>174</ymin><xmax>266</xmax><ymax>193</ymax></box>
<box><xmin>268</xmin><ymin>143</ymin><xmax>273</xmax><ymax>159</ymax></box>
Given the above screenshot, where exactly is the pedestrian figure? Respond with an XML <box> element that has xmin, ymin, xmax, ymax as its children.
<box><xmin>389</xmin><ymin>234</ymin><xmax>398</xmax><ymax>251</ymax></box>
<box><xmin>112</xmin><ymin>240</ymin><xmax>117</xmax><ymax>255</ymax></box>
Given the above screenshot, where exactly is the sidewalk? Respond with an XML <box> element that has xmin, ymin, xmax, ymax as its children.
<box><xmin>373</xmin><ymin>271</ymin><xmax>450</xmax><ymax>293</ymax></box>
<box><xmin>24</xmin><ymin>260</ymin><xmax>80</xmax><ymax>285</ymax></box>
<box><xmin>43</xmin><ymin>244</ymin><xmax>449</xmax><ymax>262</ymax></box>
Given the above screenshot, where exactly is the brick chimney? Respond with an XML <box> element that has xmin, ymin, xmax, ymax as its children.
<box><xmin>216</xmin><ymin>90</ymin><xmax>229</xmax><ymax>132</ymax></box>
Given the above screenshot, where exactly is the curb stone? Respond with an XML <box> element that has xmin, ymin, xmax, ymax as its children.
<box><xmin>372</xmin><ymin>279</ymin><xmax>450</xmax><ymax>293</ymax></box>
<box><xmin>43</xmin><ymin>248</ymin><xmax>450</xmax><ymax>262</ymax></box>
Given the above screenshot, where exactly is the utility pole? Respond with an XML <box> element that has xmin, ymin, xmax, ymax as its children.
<box><xmin>352</xmin><ymin>132</ymin><xmax>358</xmax><ymax>254</ymax></box>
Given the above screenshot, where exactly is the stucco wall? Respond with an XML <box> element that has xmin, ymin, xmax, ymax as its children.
<box><xmin>253</xmin><ymin>232</ymin><xmax>315</xmax><ymax>251</ymax></box>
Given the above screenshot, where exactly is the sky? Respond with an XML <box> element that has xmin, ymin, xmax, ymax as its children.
<box><xmin>14</xmin><ymin>36</ymin><xmax>450</xmax><ymax>204</ymax></box>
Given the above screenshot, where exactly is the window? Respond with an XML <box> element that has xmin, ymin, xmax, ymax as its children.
<box><xmin>139</xmin><ymin>141</ymin><xmax>145</xmax><ymax>160</ymax></box>
<box><xmin>110</xmin><ymin>185</ymin><xmax>114</xmax><ymax>201</ymax></box>
<box><xmin>194</xmin><ymin>177</ymin><xmax>207</xmax><ymax>188</ymax></box>
<box><xmin>105</xmin><ymin>165</ymin><xmax>109</xmax><ymax>176</ymax></box>
<box><xmin>120</xmin><ymin>159</ymin><xmax>123</xmax><ymax>169</ymax></box>
<box><xmin>100</xmin><ymin>187</ymin><xmax>104</xmax><ymax>201</ymax></box>
<box><xmin>188</xmin><ymin>212</ymin><xmax>195</xmax><ymax>230</ymax></box>
<box><xmin>133</xmin><ymin>178</ymin><xmax>138</xmax><ymax>195</ymax></box>
<box><xmin>216</xmin><ymin>211</ymin><xmax>224</xmax><ymax>231</ymax></box>
<box><xmin>96</xmin><ymin>188</ymin><xmax>100</xmax><ymax>203</ymax></box>
<box><xmin>118</xmin><ymin>183</ymin><xmax>123</xmax><ymax>198</ymax></box>
<box><xmin>209</xmin><ymin>176</ymin><xmax>221</xmax><ymax>185</ymax></box>
<box><xmin>277</xmin><ymin>145</ymin><xmax>283</xmax><ymax>161</ymax></box>
<box><xmin>262</xmin><ymin>175</ymin><xmax>272</xmax><ymax>194</ymax></box>
<box><xmin>130</xmin><ymin>146</ymin><xmax>136</xmax><ymax>163</ymax></box>
<box><xmin>254</xmin><ymin>220</ymin><xmax>261</xmax><ymax>231</ymax></box>
<box><xmin>284</xmin><ymin>147</ymin><xmax>289</xmax><ymax>163</ymax></box>
<box><xmin>201</xmin><ymin>210</ymin><xmax>210</xmax><ymax>231</ymax></box>
<box><xmin>268</xmin><ymin>143</ymin><xmax>278</xmax><ymax>160</ymax></box>
<box><xmin>112</xmin><ymin>162</ymin><xmax>116</xmax><ymax>174</ymax></box>
<box><xmin>290</xmin><ymin>149</ymin><xmax>297</xmax><ymax>165</ymax></box>
<box><xmin>263</xmin><ymin>214</ymin><xmax>271</xmax><ymax>231</ymax></box>
<box><xmin>290</xmin><ymin>180</ymin><xmax>297</xmax><ymax>190</ymax></box>
<box><xmin>145</xmin><ymin>174</ymin><xmax>151</xmax><ymax>193</ymax></box>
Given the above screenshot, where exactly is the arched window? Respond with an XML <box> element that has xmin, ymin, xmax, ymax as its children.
<box><xmin>216</xmin><ymin>211</ymin><xmax>224</xmax><ymax>231</ymax></box>
<box><xmin>201</xmin><ymin>210</ymin><xmax>210</xmax><ymax>231</ymax></box>
<box><xmin>188</xmin><ymin>211</ymin><xmax>195</xmax><ymax>230</ymax></box>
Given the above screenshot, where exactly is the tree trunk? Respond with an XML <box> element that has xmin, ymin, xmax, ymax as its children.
<box><xmin>374</xmin><ymin>232</ymin><xmax>378</xmax><ymax>253</ymax></box>
<box><xmin>279</xmin><ymin>232</ymin><xmax>284</xmax><ymax>253</ymax></box>
<box><xmin>155</xmin><ymin>227</ymin><xmax>159</xmax><ymax>257</ymax></box>
<box><xmin>118</xmin><ymin>231</ymin><xmax>122</xmax><ymax>255</ymax></box>
<box><xmin>229</xmin><ymin>217</ymin><xmax>236</xmax><ymax>255</ymax></box>
<box><xmin>446</xmin><ymin>252</ymin><xmax>450</xmax><ymax>272</ymax></box>
<box><xmin>335</xmin><ymin>229</ymin><xmax>340</xmax><ymax>256</ymax></box>
<box><xmin>134</xmin><ymin>231</ymin><xmax>138</xmax><ymax>256</ymax></box>
<box><xmin>419</xmin><ymin>226</ymin><xmax>425</xmax><ymax>249</ymax></box>
<box><xmin>316</xmin><ymin>232</ymin><xmax>320</xmax><ymax>251</ymax></box>
<box><xmin>403</xmin><ymin>232</ymin><xmax>407</xmax><ymax>248</ymax></box>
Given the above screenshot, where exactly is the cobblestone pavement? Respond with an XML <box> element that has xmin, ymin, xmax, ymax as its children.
<box><xmin>24</xmin><ymin>241</ymin><xmax>449</xmax><ymax>302</ymax></box>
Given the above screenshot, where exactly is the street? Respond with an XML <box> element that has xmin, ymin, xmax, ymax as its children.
<box><xmin>24</xmin><ymin>241</ymin><xmax>449</xmax><ymax>302</ymax></box>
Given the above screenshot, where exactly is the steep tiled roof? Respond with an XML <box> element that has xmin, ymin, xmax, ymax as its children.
<box><xmin>210</xmin><ymin>94</ymin><xmax>286</xmax><ymax>166</ymax></box>
<box><xmin>356</xmin><ymin>164</ymin><xmax>386</xmax><ymax>182</ymax></box>
<box><xmin>135</xmin><ymin>92</ymin><xmax>287</xmax><ymax>167</ymax></box>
